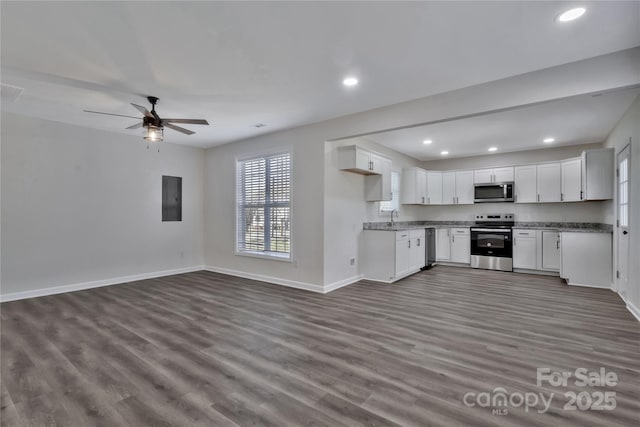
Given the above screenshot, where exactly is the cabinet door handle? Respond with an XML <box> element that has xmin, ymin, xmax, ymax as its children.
<box><xmin>537</xmin><ymin>194</ymin><xmax>540</xmax><ymax>202</ymax></box>
<box><xmin>580</xmin><ymin>190</ymin><xmax>583</xmax><ymax>200</ymax></box>
<box><xmin>557</xmin><ymin>239</ymin><xmax>560</xmax><ymax>249</ymax></box>
<box><xmin>417</xmin><ymin>238</ymin><xmax>421</xmax><ymax>247</ymax></box>
<box><xmin>561</xmin><ymin>193</ymin><xmax>564</xmax><ymax>201</ymax></box>
<box><xmin>452</xmin><ymin>235</ymin><xmax>455</xmax><ymax>243</ymax></box>
<box><xmin>408</xmin><ymin>240</ymin><xmax>411</xmax><ymax>248</ymax></box>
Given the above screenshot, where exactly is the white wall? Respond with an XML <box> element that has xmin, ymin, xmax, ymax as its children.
<box><xmin>1</xmin><ymin>113</ymin><xmax>205</xmax><ymax>299</ymax></box>
<box><xmin>204</xmin><ymin>125</ymin><xmax>327</xmax><ymax>291</ymax></box>
<box><xmin>604</xmin><ymin>95</ymin><xmax>640</xmax><ymax>317</ymax></box>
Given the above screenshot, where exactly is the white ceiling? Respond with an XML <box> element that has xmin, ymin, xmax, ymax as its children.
<box><xmin>363</xmin><ymin>87</ymin><xmax>640</xmax><ymax>161</ymax></box>
<box><xmin>1</xmin><ymin>1</ymin><xmax>639</xmax><ymax>148</ymax></box>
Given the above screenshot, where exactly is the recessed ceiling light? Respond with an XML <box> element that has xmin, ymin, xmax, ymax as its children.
<box><xmin>488</xmin><ymin>147</ymin><xmax>498</xmax><ymax>152</ymax></box>
<box><xmin>342</xmin><ymin>77</ymin><xmax>359</xmax><ymax>87</ymax></box>
<box><xmin>557</xmin><ymin>7</ymin><xmax>586</xmax><ymax>22</ymax></box>
<box><xmin>423</xmin><ymin>139</ymin><xmax>433</xmax><ymax>145</ymax></box>
<box><xmin>441</xmin><ymin>150</ymin><xmax>449</xmax><ymax>156</ymax></box>
<box><xmin>543</xmin><ymin>137</ymin><xmax>555</xmax><ymax>143</ymax></box>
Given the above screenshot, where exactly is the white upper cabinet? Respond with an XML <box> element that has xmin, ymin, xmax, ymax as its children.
<box><xmin>440</xmin><ymin>170</ymin><xmax>473</xmax><ymax>205</ymax></box>
<box><xmin>493</xmin><ymin>167</ymin><xmax>514</xmax><ymax>183</ymax></box>
<box><xmin>338</xmin><ymin>145</ymin><xmax>389</xmax><ymax>175</ymax></box>
<box><xmin>473</xmin><ymin>169</ymin><xmax>494</xmax><ymax>184</ymax></box>
<box><xmin>455</xmin><ymin>171</ymin><xmax>474</xmax><ymax>204</ymax></box>
<box><xmin>401</xmin><ymin>167</ymin><xmax>427</xmax><ymax>205</ymax></box>
<box><xmin>536</xmin><ymin>163</ymin><xmax>561</xmax><ymax>203</ymax></box>
<box><xmin>582</xmin><ymin>148</ymin><xmax>614</xmax><ymax>200</ymax></box>
<box><xmin>514</xmin><ymin>165</ymin><xmax>537</xmax><ymax>203</ymax></box>
<box><xmin>426</xmin><ymin>171</ymin><xmax>443</xmax><ymax>205</ymax></box>
<box><xmin>441</xmin><ymin>172</ymin><xmax>456</xmax><ymax>205</ymax></box>
<box><xmin>369</xmin><ymin>153</ymin><xmax>386</xmax><ymax>175</ymax></box>
<box><xmin>474</xmin><ymin>167</ymin><xmax>514</xmax><ymax>184</ymax></box>
<box><xmin>561</xmin><ymin>158</ymin><xmax>582</xmax><ymax>202</ymax></box>
<box><xmin>366</xmin><ymin>156</ymin><xmax>392</xmax><ymax>201</ymax></box>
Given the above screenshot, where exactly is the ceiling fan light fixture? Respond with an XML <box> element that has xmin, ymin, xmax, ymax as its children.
<box><xmin>144</xmin><ymin>124</ymin><xmax>164</xmax><ymax>142</ymax></box>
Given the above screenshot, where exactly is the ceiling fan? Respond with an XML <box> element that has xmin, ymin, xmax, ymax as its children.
<box><xmin>84</xmin><ymin>96</ymin><xmax>209</xmax><ymax>142</ymax></box>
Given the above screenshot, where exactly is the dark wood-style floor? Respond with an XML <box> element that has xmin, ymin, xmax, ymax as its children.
<box><xmin>1</xmin><ymin>266</ymin><xmax>639</xmax><ymax>426</ymax></box>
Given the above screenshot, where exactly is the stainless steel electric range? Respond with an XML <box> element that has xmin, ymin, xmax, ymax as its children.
<box><xmin>470</xmin><ymin>213</ymin><xmax>514</xmax><ymax>272</ymax></box>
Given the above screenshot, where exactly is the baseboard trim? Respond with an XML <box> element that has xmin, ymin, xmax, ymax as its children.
<box><xmin>566</xmin><ymin>281</ymin><xmax>612</xmax><ymax>289</ymax></box>
<box><xmin>204</xmin><ymin>265</ymin><xmax>324</xmax><ymax>293</ymax></box>
<box><xmin>324</xmin><ymin>274</ymin><xmax>364</xmax><ymax>293</ymax></box>
<box><xmin>513</xmin><ymin>268</ymin><xmax>560</xmax><ymax>277</ymax></box>
<box><xmin>0</xmin><ymin>265</ymin><xmax>206</xmax><ymax>303</ymax></box>
<box><xmin>626</xmin><ymin>300</ymin><xmax>640</xmax><ymax>322</ymax></box>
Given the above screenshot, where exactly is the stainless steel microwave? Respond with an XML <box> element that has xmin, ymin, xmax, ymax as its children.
<box><xmin>474</xmin><ymin>182</ymin><xmax>514</xmax><ymax>203</ymax></box>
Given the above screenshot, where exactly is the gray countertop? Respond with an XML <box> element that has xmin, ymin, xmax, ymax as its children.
<box><xmin>363</xmin><ymin>221</ymin><xmax>612</xmax><ymax>233</ymax></box>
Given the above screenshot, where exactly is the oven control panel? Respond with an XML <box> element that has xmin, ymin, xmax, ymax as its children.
<box><xmin>475</xmin><ymin>213</ymin><xmax>514</xmax><ymax>221</ymax></box>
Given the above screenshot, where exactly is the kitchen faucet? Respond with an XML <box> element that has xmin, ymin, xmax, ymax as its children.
<box><xmin>390</xmin><ymin>209</ymin><xmax>398</xmax><ymax>227</ymax></box>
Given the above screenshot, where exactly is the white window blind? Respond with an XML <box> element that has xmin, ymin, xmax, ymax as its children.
<box><xmin>236</xmin><ymin>151</ymin><xmax>291</xmax><ymax>259</ymax></box>
<box><xmin>380</xmin><ymin>171</ymin><xmax>400</xmax><ymax>214</ymax></box>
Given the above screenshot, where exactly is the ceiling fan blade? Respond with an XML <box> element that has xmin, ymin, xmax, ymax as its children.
<box><xmin>164</xmin><ymin>123</ymin><xmax>195</xmax><ymax>135</ymax></box>
<box><xmin>131</xmin><ymin>103</ymin><xmax>153</xmax><ymax>118</ymax></box>
<box><xmin>84</xmin><ymin>110</ymin><xmax>141</xmax><ymax>119</ymax></box>
<box><xmin>162</xmin><ymin>118</ymin><xmax>209</xmax><ymax>125</ymax></box>
<box><xmin>126</xmin><ymin>122</ymin><xmax>143</xmax><ymax>130</ymax></box>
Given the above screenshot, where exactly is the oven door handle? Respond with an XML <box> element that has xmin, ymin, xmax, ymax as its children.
<box><xmin>471</xmin><ymin>228</ymin><xmax>513</xmax><ymax>233</ymax></box>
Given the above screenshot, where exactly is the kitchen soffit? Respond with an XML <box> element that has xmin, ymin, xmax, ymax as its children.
<box><xmin>361</xmin><ymin>87</ymin><xmax>640</xmax><ymax>161</ymax></box>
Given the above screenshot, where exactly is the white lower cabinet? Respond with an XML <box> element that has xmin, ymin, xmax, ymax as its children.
<box><xmin>436</xmin><ymin>228</ymin><xmax>451</xmax><ymax>261</ymax></box>
<box><xmin>436</xmin><ymin>227</ymin><xmax>470</xmax><ymax>263</ymax></box>
<box><xmin>409</xmin><ymin>229</ymin><xmax>426</xmax><ymax>271</ymax></box>
<box><xmin>363</xmin><ymin>229</ymin><xmax>425</xmax><ymax>283</ymax></box>
<box><xmin>513</xmin><ymin>229</ymin><xmax>537</xmax><ymax>269</ymax></box>
<box><xmin>450</xmin><ymin>228</ymin><xmax>470</xmax><ymax>263</ymax></box>
<box><xmin>540</xmin><ymin>231</ymin><xmax>560</xmax><ymax>271</ymax></box>
<box><xmin>560</xmin><ymin>232</ymin><xmax>612</xmax><ymax>288</ymax></box>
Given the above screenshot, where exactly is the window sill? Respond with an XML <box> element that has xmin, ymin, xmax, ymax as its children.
<box><xmin>235</xmin><ymin>250</ymin><xmax>293</xmax><ymax>263</ymax></box>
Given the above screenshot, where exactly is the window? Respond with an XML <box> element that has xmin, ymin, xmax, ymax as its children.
<box><xmin>162</xmin><ymin>176</ymin><xmax>182</xmax><ymax>221</ymax></box>
<box><xmin>379</xmin><ymin>171</ymin><xmax>400</xmax><ymax>215</ymax></box>
<box><xmin>236</xmin><ymin>151</ymin><xmax>291</xmax><ymax>259</ymax></box>
<box><xmin>619</xmin><ymin>156</ymin><xmax>629</xmax><ymax>227</ymax></box>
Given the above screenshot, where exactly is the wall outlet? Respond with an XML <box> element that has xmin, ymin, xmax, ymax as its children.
<box><xmin>350</xmin><ymin>258</ymin><xmax>355</xmax><ymax>266</ymax></box>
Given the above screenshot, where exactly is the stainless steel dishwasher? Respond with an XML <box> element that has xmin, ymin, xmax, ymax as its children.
<box><xmin>424</xmin><ymin>228</ymin><xmax>436</xmax><ymax>268</ymax></box>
